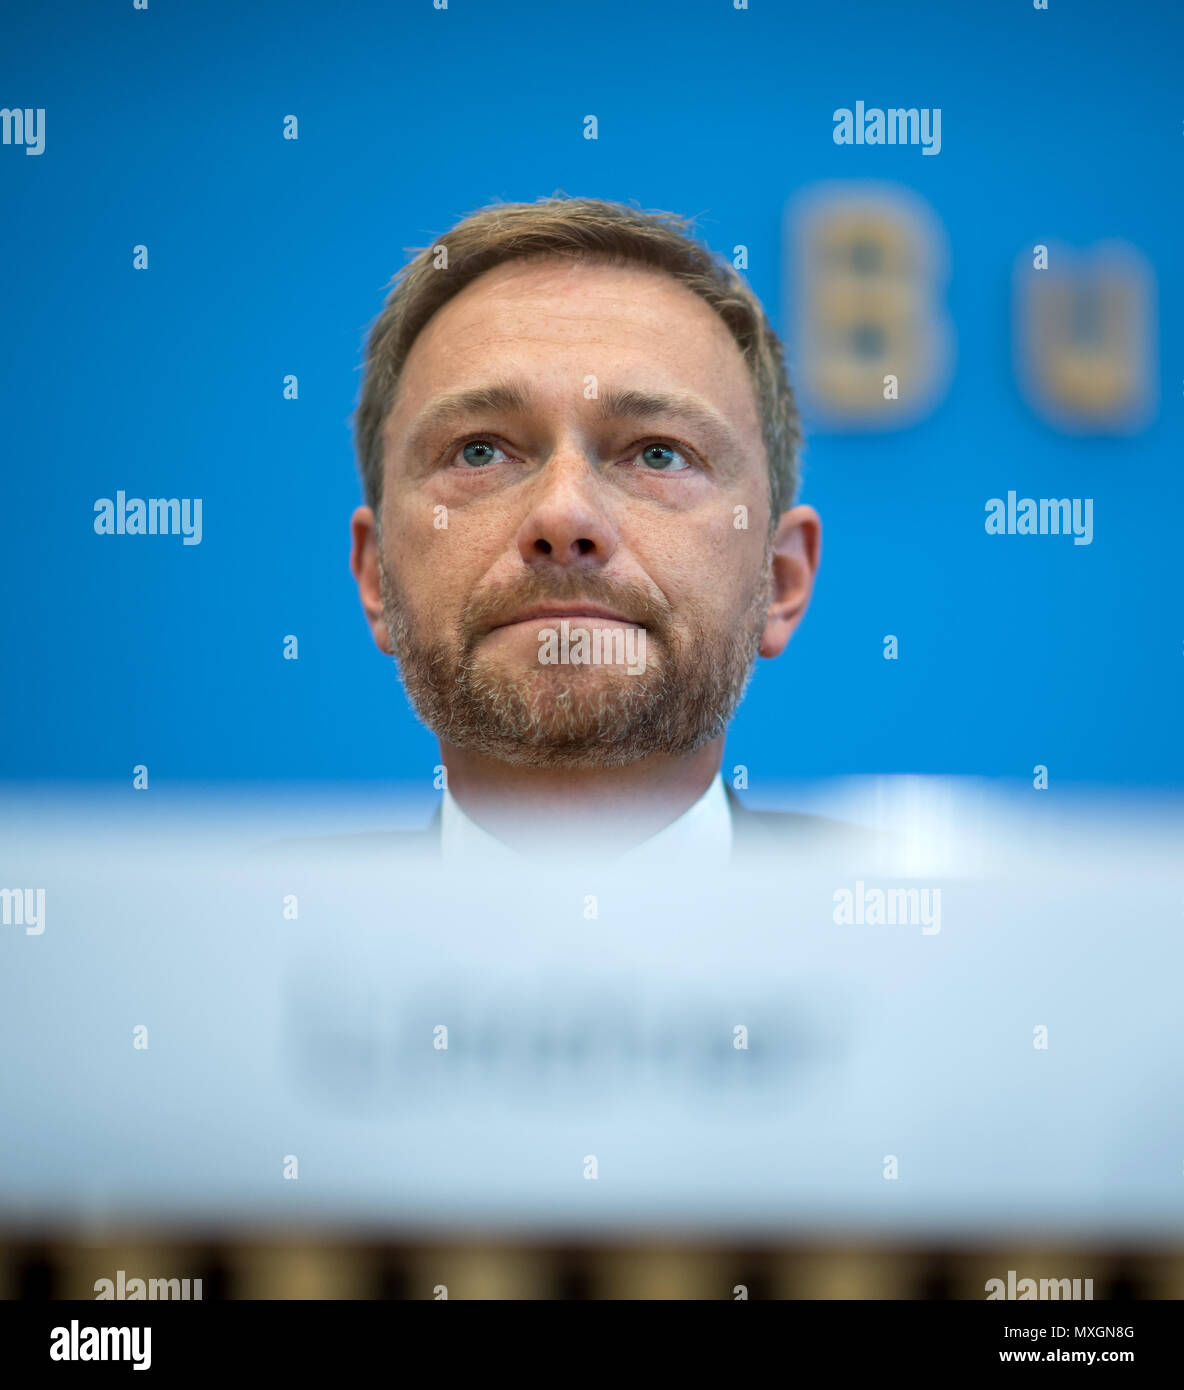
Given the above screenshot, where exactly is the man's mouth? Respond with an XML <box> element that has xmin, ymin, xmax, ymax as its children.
<box><xmin>491</xmin><ymin>603</ymin><xmax>644</xmax><ymax>630</ymax></box>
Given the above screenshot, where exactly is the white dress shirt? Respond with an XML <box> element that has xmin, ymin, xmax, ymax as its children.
<box><xmin>440</xmin><ymin>771</ymin><xmax>734</xmax><ymax>868</ymax></box>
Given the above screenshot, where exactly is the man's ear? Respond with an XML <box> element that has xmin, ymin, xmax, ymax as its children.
<box><xmin>759</xmin><ymin>504</ymin><xmax>821</xmax><ymax>658</ymax></box>
<box><xmin>350</xmin><ymin>505</ymin><xmax>394</xmax><ymax>655</ymax></box>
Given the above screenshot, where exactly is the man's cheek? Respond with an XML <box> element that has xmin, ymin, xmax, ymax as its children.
<box><xmin>382</xmin><ymin>554</ymin><xmax>443</xmax><ymax>639</ymax></box>
<box><xmin>661</xmin><ymin>580</ymin><xmax>725</xmax><ymax>633</ymax></box>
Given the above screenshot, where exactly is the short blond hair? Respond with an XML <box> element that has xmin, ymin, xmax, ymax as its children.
<box><xmin>353</xmin><ymin>195</ymin><xmax>802</xmax><ymax>523</ymax></box>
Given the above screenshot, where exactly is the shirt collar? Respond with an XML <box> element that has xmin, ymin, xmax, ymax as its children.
<box><xmin>440</xmin><ymin>772</ymin><xmax>733</xmax><ymax>866</ymax></box>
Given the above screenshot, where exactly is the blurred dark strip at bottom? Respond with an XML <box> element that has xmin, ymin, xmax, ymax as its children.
<box><xmin>1</xmin><ymin>1232</ymin><xmax>1181</xmax><ymax>1299</ymax></box>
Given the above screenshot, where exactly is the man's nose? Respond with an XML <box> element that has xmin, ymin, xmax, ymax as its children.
<box><xmin>515</xmin><ymin>447</ymin><xmax>619</xmax><ymax>568</ymax></box>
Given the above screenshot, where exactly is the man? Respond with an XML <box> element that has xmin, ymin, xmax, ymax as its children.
<box><xmin>348</xmin><ymin>195</ymin><xmax>848</xmax><ymax>865</ymax></box>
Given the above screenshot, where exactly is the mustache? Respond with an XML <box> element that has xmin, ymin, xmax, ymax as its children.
<box><xmin>462</xmin><ymin>572</ymin><xmax>672</xmax><ymax>647</ymax></box>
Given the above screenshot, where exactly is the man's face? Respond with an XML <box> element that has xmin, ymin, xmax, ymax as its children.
<box><xmin>356</xmin><ymin>255</ymin><xmax>784</xmax><ymax>768</ymax></box>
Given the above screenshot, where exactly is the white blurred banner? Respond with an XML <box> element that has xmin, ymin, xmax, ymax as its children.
<box><xmin>1</xmin><ymin>779</ymin><xmax>1180</xmax><ymax>1241</ymax></box>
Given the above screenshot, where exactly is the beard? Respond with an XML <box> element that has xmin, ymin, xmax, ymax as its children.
<box><xmin>378</xmin><ymin>552</ymin><xmax>773</xmax><ymax>770</ymax></box>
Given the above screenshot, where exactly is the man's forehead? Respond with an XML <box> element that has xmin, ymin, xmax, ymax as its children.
<box><xmin>400</xmin><ymin>256</ymin><xmax>747</xmax><ymax>379</ymax></box>
<box><xmin>386</xmin><ymin>260</ymin><xmax>761</xmax><ymax>453</ymax></box>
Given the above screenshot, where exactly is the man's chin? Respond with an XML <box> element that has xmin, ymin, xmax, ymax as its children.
<box><xmin>432</xmin><ymin>668</ymin><xmax>673</xmax><ymax>768</ymax></box>
<box><xmin>475</xmin><ymin>658</ymin><xmax>653</xmax><ymax>700</ymax></box>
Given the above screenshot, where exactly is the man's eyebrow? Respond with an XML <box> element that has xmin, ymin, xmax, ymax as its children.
<box><xmin>593</xmin><ymin>386</ymin><xmax>739</xmax><ymax>449</ymax></box>
<box><xmin>403</xmin><ymin>382</ymin><xmax>535</xmax><ymax>455</ymax></box>
<box><xmin>401</xmin><ymin>380</ymin><xmax>740</xmax><ymax>455</ymax></box>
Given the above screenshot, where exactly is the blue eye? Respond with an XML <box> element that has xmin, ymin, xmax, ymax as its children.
<box><xmin>458</xmin><ymin>440</ymin><xmax>506</xmax><ymax>468</ymax></box>
<box><xmin>635</xmin><ymin>443</ymin><xmax>691</xmax><ymax>472</ymax></box>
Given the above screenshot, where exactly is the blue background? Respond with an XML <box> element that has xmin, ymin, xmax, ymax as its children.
<box><xmin>2</xmin><ymin>0</ymin><xmax>1180</xmax><ymax>788</ymax></box>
